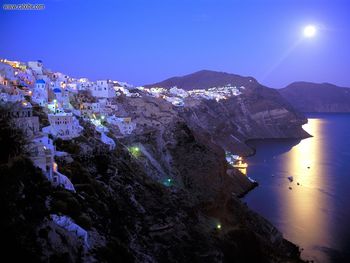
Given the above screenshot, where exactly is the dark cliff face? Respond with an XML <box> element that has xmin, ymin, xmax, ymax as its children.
<box><xmin>0</xmin><ymin>108</ymin><xmax>304</xmax><ymax>262</ymax></box>
<box><xmin>279</xmin><ymin>81</ymin><xmax>350</xmax><ymax>112</ymax></box>
<box><xmin>149</xmin><ymin>71</ymin><xmax>310</xmax><ymax>155</ymax></box>
<box><xmin>54</xmin><ymin>123</ymin><xmax>304</xmax><ymax>263</ymax></box>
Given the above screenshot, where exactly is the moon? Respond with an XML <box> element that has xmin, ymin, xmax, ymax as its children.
<box><xmin>303</xmin><ymin>25</ymin><xmax>317</xmax><ymax>38</ymax></box>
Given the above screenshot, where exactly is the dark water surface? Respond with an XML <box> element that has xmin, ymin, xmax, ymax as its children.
<box><xmin>244</xmin><ymin>113</ymin><xmax>350</xmax><ymax>262</ymax></box>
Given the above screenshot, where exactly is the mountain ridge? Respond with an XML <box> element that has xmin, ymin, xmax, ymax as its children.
<box><xmin>144</xmin><ymin>70</ymin><xmax>258</xmax><ymax>90</ymax></box>
<box><xmin>279</xmin><ymin>81</ymin><xmax>350</xmax><ymax>112</ymax></box>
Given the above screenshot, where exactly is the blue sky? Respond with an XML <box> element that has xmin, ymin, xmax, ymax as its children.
<box><xmin>0</xmin><ymin>0</ymin><xmax>349</xmax><ymax>88</ymax></box>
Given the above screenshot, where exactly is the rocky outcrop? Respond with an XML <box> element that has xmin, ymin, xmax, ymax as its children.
<box><xmin>279</xmin><ymin>81</ymin><xmax>350</xmax><ymax>112</ymax></box>
<box><xmin>179</xmin><ymin>82</ymin><xmax>308</xmax><ymax>156</ymax></box>
<box><xmin>146</xmin><ymin>70</ymin><xmax>309</xmax><ymax>155</ymax></box>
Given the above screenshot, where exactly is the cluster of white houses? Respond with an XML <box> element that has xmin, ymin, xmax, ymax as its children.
<box><xmin>0</xmin><ymin>58</ymin><xmax>141</xmax><ymax>194</ymax></box>
<box><xmin>137</xmin><ymin>84</ymin><xmax>244</xmax><ymax>106</ymax></box>
<box><xmin>0</xmin><ymin>59</ymin><xmax>146</xmax><ymax>247</ymax></box>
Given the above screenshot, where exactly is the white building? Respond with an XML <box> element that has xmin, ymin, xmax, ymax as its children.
<box><xmin>90</xmin><ymin>80</ymin><xmax>116</xmax><ymax>98</ymax></box>
<box><xmin>101</xmin><ymin>132</ymin><xmax>116</xmax><ymax>150</ymax></box>
<box><xmin>52</xmin><ymin>162</ymin><xmax>76</xmax><ymax>192</ymax></box>
<box><xmin>79</xmin><ymin>102</ymin><xmax>102</xmax><ymax>119</ymax></box>
<box><xmin>51</xmin><ymin>214</ymin><xmax>89</xmax><ymax>248</ymax></box>
<box><xmin>28</xmin><ymin>60</ymin><xmax>43</xmax><ymax>75</ymax></box>
<box><xmin>66</xmin><ymin>83</ymin><xmax>78</xmax><ymax>93</ymax></box>
<box><xmin>107</xmin><ymin>115</ymin><xmax>136</xmax><ymax>135</ymax></box>
<box><xmin>165</xmin><ymin>96</ymin><xmax>185</xmax><ymax>107</ymax></box>
<box><xmin>32</xmin><ymin>79</ymin><xmax>48</xmax><ymax>106</ymax></box>
<box><xmin>29</xmin><ymin>134</ymin><xmax>55</xmax><ymax>181</ymax></box>
<box><xmin>98</xmin><ymin>98</ymin><xmax>117</xmax><ymax>114</ymax></box>
<box><xmin>29</xmin><ymin>134</ymin><xmax>75</xmax><ymax>192</ymax></box>
<box><xmin>169</xmin><ymin>86</ymin><xmax>188</xmax><ymax>98</ymax></box>
<box><xmin>43</xmin><ymin>112</ymin><xmax>83</xmax><ymax>140</ymax></box>
<box><xmin>53</xmin><ymin>87</ymin><xmax>70</xmax><ymax>109</ymax></box>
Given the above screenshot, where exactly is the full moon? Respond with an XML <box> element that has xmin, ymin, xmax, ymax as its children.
<box><xmin>303</xmin><ymin>25</ymin><xmax>316</xmax><ymax>38</ymax></box>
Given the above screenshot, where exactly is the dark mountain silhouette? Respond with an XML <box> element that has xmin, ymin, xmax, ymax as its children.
<box><xmin>145</xmin><ymin>70</ymin><xmax>258</xmax><ymax>90</ymax></box>
<box><xmin>279</xmin><ymin>82</ymin><xmax>350</xmax><ymax>112</ymax></box>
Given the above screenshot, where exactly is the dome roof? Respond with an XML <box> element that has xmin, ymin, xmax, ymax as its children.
<box><xmin>53</xmin><ymin>88</ymin><xmax>62</xmax><ymax>93</ymax></box>
<box><xmin>36</xmin><ymin>79</ymin><xmax>45</xmax><ymax>84</ymax></box>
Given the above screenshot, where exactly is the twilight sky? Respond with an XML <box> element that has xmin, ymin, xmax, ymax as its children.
<box><xmin>0</xmin><ymin>0</ymin><xmax>349</xmax><ymax>88</ymax></box>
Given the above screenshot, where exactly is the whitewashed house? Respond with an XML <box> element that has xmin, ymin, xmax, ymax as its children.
<box><xmin>32</xmin><ymin>79</ymin><xmax>48</xmax><ymax>106</ymax></box>
<box><xmin>165</xmin><ymin>96</ymin><xmax>185</xmax><ymax>107</ymax></box>
<box><xmin>28</xmin><ymin>61</ymin><xmax>43</xmax><ymax>75</ymax></box>
<box><xmin>51</xmin><ymin>215</ymin><xmax>89</xmax><ymax>248</ymax></box>
<box><xmin>101</xmin><ymin>132</ymin><xmax>116</xmax><ymax>150</ymax></box>
<box><xmin>66</xmin><ymin>83</ymin><xmax>78</xmax><ymax>93</ymax></box>
<box><xmin>29</xmin><ymin>134</ymin><xmax>75</xmax><ymax>192</ymax></box>
<box><xmin>52</xmin><ymin>72</ymin><xmax>69</xmax><ymax>84</ymax></box>
<box><xmin>79</xmin><ymin>102</ymin><xmax>101</xmax><ymax>119</ymax></box>
<box><xmin>53</xmin><ymin>87</ymin><xmax>70</xmax><ymax>109</ymax></box>
<box><xmin>98</xmin><ymin>98</ymin><xmax>117</xmax><ymax>114</ymax></box>
<box><xmin>107</xmin><ymin>115</ymin><xmax>136</xmax><ymax>135</ymax></box>
<box><xmin>29</xmin><ymin>134</ymin><xmax>55</xmax><ymax>181</ymax></box>
<box><xmin>90</xmin><ymin>80</ymin><xmax>116</xmax><ymax>98</ymax></box>
<box><xmin>52</xmin><ymin>162</ymin><xmax>76</xmax><ymax>192</ymax></box>
<box><xmin>169</xmin><ymin>87</ymin><xmax>188</xmax><ymax>98</ymax></box>
<box><xmin>43</xmin><ymin>112</ymin><xmax>83</xmax><ymax>140</ymax></box>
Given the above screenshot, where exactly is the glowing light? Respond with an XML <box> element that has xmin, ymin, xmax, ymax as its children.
<box><xmin>128</xmin><ymin>146</ymin><xmax>141</xmax><ymax>158</ymax></box>
<box><xmin>216</xmin><ymin>224</ymin><xmax>221</xmax><ymax>230</ymax></box>
<box><xmin>303</xmin><ymin>25</ymin><xmax>316</xmax><ymax>38</ymax></box>
<box><xmin>163</xmin><ymin>178</ymin><xmax>173</xmax><ymax>187</ymax></box>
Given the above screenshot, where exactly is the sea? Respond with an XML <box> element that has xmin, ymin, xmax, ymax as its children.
<box><xmin>244</xmin><ymin>113</ymin><xmax>350</xmax><ymax>262</ymax></box>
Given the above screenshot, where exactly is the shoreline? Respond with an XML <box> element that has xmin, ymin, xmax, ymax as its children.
<box><xmin>237</xmin><ymin>181</ymin><xmax>259</xmax><ymax>198</ymax></box>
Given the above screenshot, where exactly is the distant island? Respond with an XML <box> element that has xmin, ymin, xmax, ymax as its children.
<box><xmin>279</xmin><ymin>81</ymin><xmax>350</xmax><ymax>113</ymax></box>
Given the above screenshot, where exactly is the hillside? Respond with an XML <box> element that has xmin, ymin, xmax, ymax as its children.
<box><xmin>145</xmin><ymin>70</ymin><xmax>309</xmax><ymax>154</ymax></box>
<box><xmin>0</xmin><ymin>60</ymin><xmax>307</xmax><ymax>262</ymax></box>
<box><xmin>279</xmin><ymin>82</ymin><xmax>350</xmax><ymax>112</ymax></box>
<box><xmin>145</xmin><ymin>70</ymin><xmax>259</xmax><ymax>90</ymax></box>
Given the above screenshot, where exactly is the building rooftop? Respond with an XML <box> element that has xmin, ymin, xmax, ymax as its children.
<box><xmin>53</xmin><ymin>88</ymin><xmax>62</xmax><ymax>93</ymax></box>
<box><xmin>36</xmin><ymin>79</ymin><xmax>46</xmax><ymax>84</ymax></box>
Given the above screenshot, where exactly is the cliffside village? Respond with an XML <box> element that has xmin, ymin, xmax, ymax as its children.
<box><xmin>0</xmin><ymin>58</ymin><xmax>247</xmax><ymax>248</ymax></box>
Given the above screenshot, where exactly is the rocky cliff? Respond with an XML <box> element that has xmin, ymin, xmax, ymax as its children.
<box><xmin>279</xmin><ymin>81</ymin><xmax>350</xmax><ymax>112</ymax></box>
<box><xmin>146</xmin><ymin>70</ymin><xmax>309</xmax><ymax>155</ymax></box>
<box><xmin>0</xmin><ymin>104</ymin><xmax>304</xmax><ymax>262</ymax></box>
